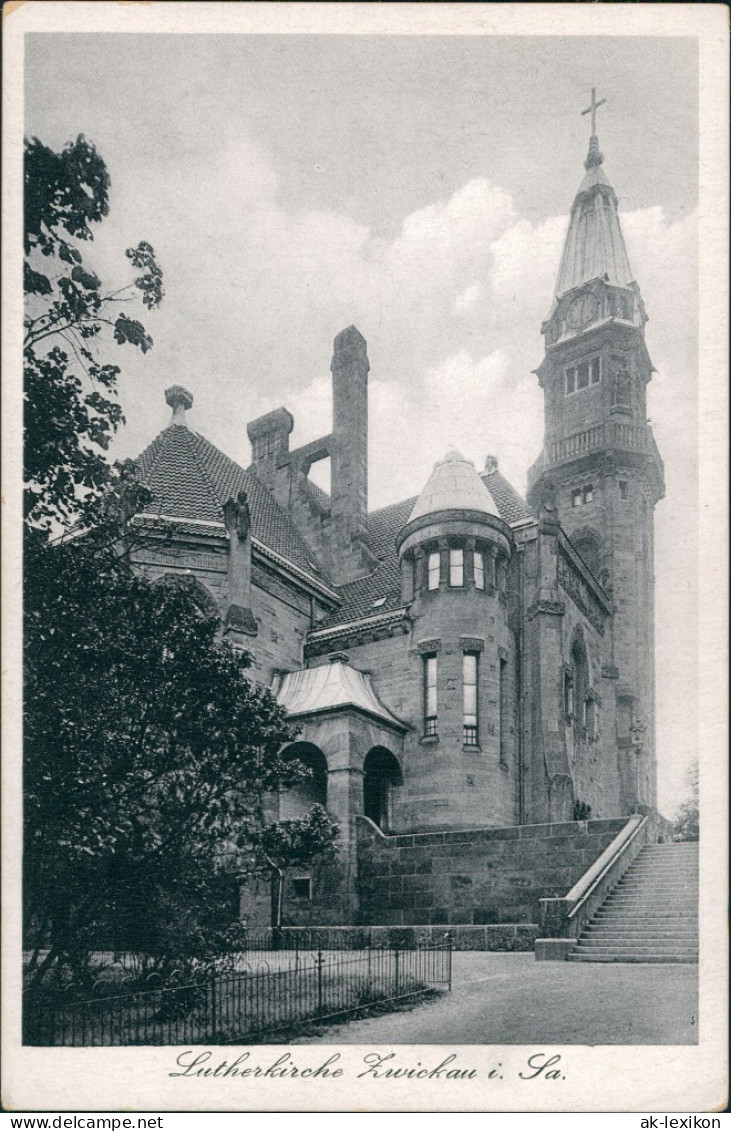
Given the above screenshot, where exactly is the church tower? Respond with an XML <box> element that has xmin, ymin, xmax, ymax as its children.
<box><xmin>528</xmin><ymin>93</ymin><xmax>665</xmax><ymax>811</ymax></box>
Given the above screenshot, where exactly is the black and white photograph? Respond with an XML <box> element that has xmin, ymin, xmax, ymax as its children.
<box><xmin>2</xmin><ymin>1</ymin><xmax>727</xmax><ymax>1116</ymax></box>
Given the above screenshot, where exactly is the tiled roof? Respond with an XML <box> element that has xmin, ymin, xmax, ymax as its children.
<box><xmin>136</xmin><ymin>425</ymin><xmax>333</xmax><ymax>588</ymax></box>
<box><xmin>136</xmin><ymin>419</ymin><xmax>532</xmax><ymax>630</ymax></box>
<box><xmin>316</xmin><ymin>467</ymin><xmax>533</xmax><ymax>630</ymax></box>
<box><xmin>481</xmin><ymin>467</ymin><xmax>533</xmax><ymax>526</ymax></box>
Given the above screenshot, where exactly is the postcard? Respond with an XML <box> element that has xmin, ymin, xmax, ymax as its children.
<box><xmin>2</xmin><ymin>1</ymin><xmax>727</xmax><ymax>1115</ymax></box>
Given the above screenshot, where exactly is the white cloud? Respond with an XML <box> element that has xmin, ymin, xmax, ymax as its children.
<box><xmin>453</xmin><ymin>283</ymin><xmax>483</xmax><ymax>315</ymax></box>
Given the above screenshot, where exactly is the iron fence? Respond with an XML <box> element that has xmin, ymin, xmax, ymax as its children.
<box><xmin>23</xmin><ymin>943</ymin><xmax>451</xmax><ymax>1046</ymax></box>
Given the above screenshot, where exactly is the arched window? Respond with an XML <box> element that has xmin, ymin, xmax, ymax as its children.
<box><xmin>153</xmin><ymin>572</ymin><xmax>219</xmax><ymax>619</ymax></box>
<box><xmin>571</xmin><ymin>639</ymin><xmax>589</xmax><ymax>736</ymax></box>
<box><xmin>363</xmin><ymin>747</ymin><xmax>403</xmax><ymax>832</ymax></box>
<box><xmin>279</xmin><ymin>741</ymin><xmax>328</xmax><ymax>820</ymax></box>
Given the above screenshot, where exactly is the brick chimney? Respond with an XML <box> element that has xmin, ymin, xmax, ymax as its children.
<box><xmin>330</xmin><ymin>326</ymin><xmax>375</xmax><ymax>582</ymax></box>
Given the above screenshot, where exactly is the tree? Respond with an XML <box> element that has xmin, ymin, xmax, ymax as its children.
<box><xmin>23</xmin><ymin>535</ymin><xmax>305</xmax><ymax>984</ymax></box>
<box><xmin>22</xmin><ymin>136</ymin><xmax>338</xmax><ymax>988</ymax></box>
<box><xmin>24</xmin><ymin>134</ymin><xmax>163</xmax><ymax>531</ymax></box>
<box><xmin>672</xmin><ymin>761</ymin><xmax>699</xmax><ymax>842</ymax></box>
<box><xmin>250</xmin><ymin>806</ymin><xmax>340</xmax><ymax>936</ymax></box>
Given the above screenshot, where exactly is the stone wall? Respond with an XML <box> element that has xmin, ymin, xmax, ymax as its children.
<box><xmin>357</xmin><ymin>815</ymin><xmax>627</xmax><ymax>926</ymax></box>
<box><xmin>275</xmin><ymin>924</ymin><xmax>540</xmax><ymax>952</ymax></box>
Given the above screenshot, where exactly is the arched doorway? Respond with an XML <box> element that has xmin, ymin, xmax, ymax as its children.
<box><xmin>363</xmin><ymin>746</ymin><xmax>403</xmax><ymax>832</ymax></box>
<box><xmin>279</xmin><ymin>741</ymin><xmax>328</xmax><ymax>820</ymax></box>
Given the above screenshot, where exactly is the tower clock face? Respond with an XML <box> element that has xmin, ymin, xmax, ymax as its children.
<box><xmin>567</xmin><ymin>290</ymin><xmax>599</xmax><ymax>330</ymax></box>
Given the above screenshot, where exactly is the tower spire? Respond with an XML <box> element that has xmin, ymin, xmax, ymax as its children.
<box><xmin>529</xmin><ymin>107</ymin><xmax>665</xmax><ymax>815</ymax></box>
<box><xmin>582</xmin><ymin>88</ymin><xmax>606</xmax><ymax>170</ymax></box>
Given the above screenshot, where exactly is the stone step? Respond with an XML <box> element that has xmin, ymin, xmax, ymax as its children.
<box><xmin>613</xmin><ymin>887</ymin><xmax>697</xmax><ymax>895</ymax></box>
<box><xmin>618</xmin><ymin>872</ymin><xmax>698</xmax><ymax>881</ymax></box>
<box><xmin>597</xmin><ymin>909</ymin><xmax>697</xmax><ymax>918</ymax></box>
<box><xmin>601</xmin><ymin>903</ymin><xmax>697</xmax><ymax>912</ymax></box>
<box><xmin>606</xmin><ymin>888</ymin><xmax>697</xmax><ymax>894</ymax></box>
<box><xmin>568</xmin><ymin>953</ymin><xmax>698</xmax><ymax>964</ymax></box>
<box><xmin>624</xmin><ymin>870</ymin><xmax>698</xmax><ymax>877</ymax></box>
<box><xmin>599</xmin><ymin>896</ymin><xmax>696</xmax><ymax>904</ymax></box>
<box><xmin>586</xmin><ymin>926</ymin><xmax>698</xmax><ymax>938</ymax></box>
<box><xmin>576</xmin><ymin>939</ymin><xmax>698</xmax><ymax>951</ymax></box>
<box><xmin>618</xmin><ymin>876</ymin><xmax>698</xmax><ymax>882</ymax></box>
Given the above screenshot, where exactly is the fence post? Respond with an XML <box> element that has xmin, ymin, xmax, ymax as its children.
<box><xmin>316</xmin><ymin>950</ymin><xmax>324</xmax><ymax>1017</ymax></box>
<box><xmin>447</xmin><ymin>942</ymin><xmax>452</xmax><ymax>991</ymax></box>
<box><xmin>393</xmin><ymin>946</ymin><xmax>400</xmax><ymax>995</ymax></box>
<box><xmin>210</xmin><ymin>977</ymin><xmax>218</xmax><ymax>1043</ymax></box>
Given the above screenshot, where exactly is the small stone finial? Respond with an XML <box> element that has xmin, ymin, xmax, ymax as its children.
<box><xmin>484</xmin><ymin>455</ymin><xmax>498</xmax><ymax>474</ymax></box>
<box><xmin>165</xmin><ymin>385</ymin><xmax>193</xmax><ymax>426</ymax></box>
<box><xmin>439</xmin><ymin>448</ymin><xmax>468</xmax><ymax>466</ymax></box>
<box><xmin>584</xmin><ymin>134</ymin><xmax>604</xmax><ymax>171</ymax></box>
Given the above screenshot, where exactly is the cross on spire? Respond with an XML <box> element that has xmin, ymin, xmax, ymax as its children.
<box><xmin>582</xmin><ymin>87</ymin><xmax>606</xmax><ymax>136</ymax></box>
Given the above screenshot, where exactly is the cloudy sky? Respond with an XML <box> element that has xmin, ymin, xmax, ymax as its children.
<box><xmin>24</xmin><ymin>31</ymin><xmax>699</xmax><ymax>812</ymax></box>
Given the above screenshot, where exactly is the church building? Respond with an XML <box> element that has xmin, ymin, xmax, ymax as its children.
<box><xmin>132</xmin><ymin>120</ymin><xmax>665</xmax><ymax>935</ymax></box>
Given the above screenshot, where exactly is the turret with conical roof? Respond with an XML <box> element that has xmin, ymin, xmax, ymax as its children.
<box><xmin>392</xmin><ymin>449</ymin><xmax>518</xmax><ymax>830</ymax></box>
<box><xmin>528</xmin><ymin>95</ymin><xmax>664</xmax><ymax>813</ymax></box>
<box><xmin>396</xmin><ymin>449</ymin><xmax>512</xmax><ymax>604</ymax></box>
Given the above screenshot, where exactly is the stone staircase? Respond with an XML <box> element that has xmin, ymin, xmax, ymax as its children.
<box><xmin>568</xmin><ymin>841</ymin><xmax>698</xmax><ymax>963</ymax></box>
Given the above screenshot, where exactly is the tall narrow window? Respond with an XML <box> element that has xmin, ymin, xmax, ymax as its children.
<box><xmin>572</xmin><ymin>489</ymin><xmax>583</xmax><ymax>507</ymax></box>
<box><xmin>576</xmin><ymin>361</ymin><xmax>590</xmax><ymax>390</ymax></box>
<box><xmin>499</xmin><ymin>657</ymin><xmax>509</xmax><ymax>765</ymax></box>
<box><xmin>566</xmin><ymin>367</ymin><xmax>576</xmax><ymax>394</ymax></box>
<box><xmin>462</xmin><ymin>652</ymin><xmax>478</xmax><ymax>745</ymax></box>
<box><xmin>473</xmin><ymin>551</ymin><xmax>485</xmax><ymax>590</ymax></box>
<box><xmin>619</xmin><ymin>480</ymin><xmax>629</xmax><ymax>500</ymax></box>
<box><xmin>449</xmin><ymin>548</ymin><xmax>464</xmax><ymax>587</ymax></box>
<box><xmin>590</xmin><ymin>357</ymin><xmax>601</xmax><ymax>384</ymax></box>
<box><xmin>424</xmin><ymin>655</ymin><xmax>438</xmax><ymax>737</ymax></box>
<box><xmin>564</xmin><ymin>671</ymin><xmax>575</xmax><ymax>722</ymax></box>
<box><xmin>427</xmin><ymin>551</ymin><xmax>440</xmax><ymax>591</ymax></box>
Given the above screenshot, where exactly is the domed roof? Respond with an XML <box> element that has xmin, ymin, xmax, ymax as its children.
<box><xmin>408</xmin><ymin>449</ymin><xmax>500</xmax><ymax>523</ymax></box>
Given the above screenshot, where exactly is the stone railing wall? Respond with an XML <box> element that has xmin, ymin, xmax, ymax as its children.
<box><xmin>549</xmin><ymin>421</ymin><xmax>650</xmax><ymax>465</ymax></box>
<box><xmin>356</xmin><ymin>816</ymin><xmax>627</xmax><ymax>930</ymax></box>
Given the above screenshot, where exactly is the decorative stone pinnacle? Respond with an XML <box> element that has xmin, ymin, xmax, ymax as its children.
<box><xmin>484</xmin><ymin>455</ymin><xmax>499</xmax><ymax>474</ymax></box>
<box><xmin>165</xmin><ymin>385</ymin><xmax>193</xmax><ymax>426</ymax></box>
<box><xmin>584</xmin><ymin>134</ymin><xmax>604</xmax><ymax>171</ymax></box>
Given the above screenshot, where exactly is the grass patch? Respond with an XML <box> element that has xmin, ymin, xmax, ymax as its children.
<box><xmin>241</xmin><ymin>987</ymin><xmax>446</xmax><ymax>1044</ymax></box>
